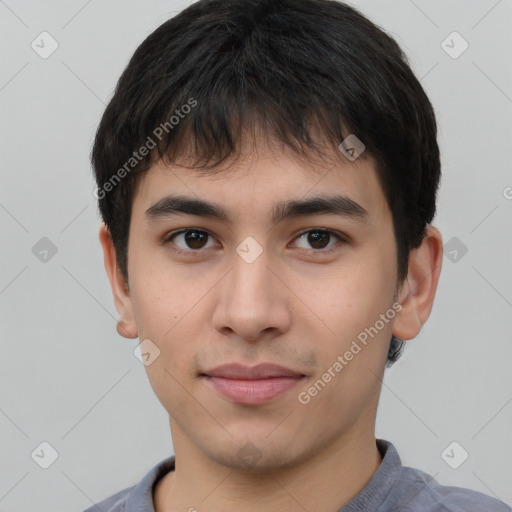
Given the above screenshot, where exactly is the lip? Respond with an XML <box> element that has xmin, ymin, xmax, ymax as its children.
<box><xmin>201</xmin><ymin>363</ymin><xmax>305</xmax><ymax>405</ymax></box>
<box><xmin>203</xmin><ymin>363</ymin><xmax>304</xmax><ymax>379</ymax></box>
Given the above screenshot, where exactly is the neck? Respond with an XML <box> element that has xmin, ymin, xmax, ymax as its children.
<box><xmin>154</xmin><ymin>420</ymin><xmax>383</xmax><ymax>512</ymax></box>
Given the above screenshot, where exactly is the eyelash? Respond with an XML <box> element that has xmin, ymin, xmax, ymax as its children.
<box><xmin>162</xmin><ymin>227</ymin><xmax>348</xmax><ymax>256</ymax></box>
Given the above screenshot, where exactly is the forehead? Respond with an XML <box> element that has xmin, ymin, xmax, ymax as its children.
<box><xmin>131</xmin><ymin>141</ymin><xmax>390</xmax><ymax>223</ymax></box>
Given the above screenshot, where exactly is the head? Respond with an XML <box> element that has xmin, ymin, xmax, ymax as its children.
<box><xmin>94</xmin><ymin>0</ymin><xmax>442</xmax><ymax>471</ymax></box>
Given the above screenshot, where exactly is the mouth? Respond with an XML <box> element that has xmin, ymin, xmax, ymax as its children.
<box><xmin>200</xmin><ymin>363</ymin><xmax>306</xmax><ymax>406</ymax></box>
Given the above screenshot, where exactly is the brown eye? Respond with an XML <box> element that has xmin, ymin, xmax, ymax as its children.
<box><xmin>306</xmin><ymin>231</ymin><xmax>331</xmax><ymax>249</ymax></box>
<box><xmin>166</xmin><ymin>229</ymin><xmax>215</xmax><ymax>251</ymax></box>
<box><xmin>293</xmin><ymin>229</ymin><xmax>344</xmax><ymax>252</ymax></box>
<box><xmin>183</xmin><ymin>230</ymin><xmax>209</xmax><ymax>249</ymax></box>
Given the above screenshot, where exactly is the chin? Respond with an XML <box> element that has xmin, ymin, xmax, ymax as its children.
<box><xmin>210</xmin><ymin>447</ymin><xmax>299</xmax><ymax>474</ymax></box>
<box><xmin>201</xmin><ymin>433</ymin><xmax>317</xmax><ymax>474</ymax></box>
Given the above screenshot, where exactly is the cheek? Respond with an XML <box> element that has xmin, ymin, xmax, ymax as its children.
<box><xmin>129</xmin><ymin>281</ymin><xmax>204</xmax><ymax>409</ymax></box>
<box><xmin>129</xmin><ymin>251</ymin><xmax>201</xmax><ymax>337</ymax></box>
<box><xmin>299</xmin><ymin>248</ymin><xmax>396</xmax><ymax>370</ymax></box>
<box><xmin>132</xmin><ymin>282</ymin><xmax>202</xmax><ymax>413</ymax></box>
<box><xmin>311</xmin><ymin>262</ymin><xmax>392</xmax><ymax>332</ymax></box>
<box><xmin>143</xmin><ymin>359</ymin><xmax>193</xmax><ymax>423</ymax></box>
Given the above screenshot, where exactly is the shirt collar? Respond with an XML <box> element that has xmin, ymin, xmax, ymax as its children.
<box><xmin>338</xmin><ymin>439</ymin><xmax>402</xmax><ymax>512</ymax></box>
<box><xmin>124</xmin><ymin>455</ymin><xmax>175</xmax><ymax>512</ymax></box>
<box><xmin>123</xmin><ymin>438</ymin><xmax>402</xmax><ymax>512</ymax></box>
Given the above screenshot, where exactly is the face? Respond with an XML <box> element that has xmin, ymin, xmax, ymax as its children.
<box><xmin>122</xmin><ymin>139</ymin><xmax>402</xmax><ymax>471</ymax></box>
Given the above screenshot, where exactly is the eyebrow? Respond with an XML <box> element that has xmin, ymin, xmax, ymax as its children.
<box><xmin>145</xmin><ymin>194</ymin><xmax>369</xmax><ymax>225</ymax></box>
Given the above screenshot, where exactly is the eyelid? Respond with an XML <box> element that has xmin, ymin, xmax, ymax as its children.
<box><xmin>289</xmin><ymin>227</ymin><xmax>348</xmax><ymax>253</ymax></box>
<box><xmin>292</xmin><ymin>227</ymin><xmax>349</xmax><ymax>243</ymax></box>
<box><xmin>163</xmin><ymin>227</ymin><xmax>220</xmax><ymax>251</ymax></box>
<box><xmin>163</xmin><ymin>227</ymin><xmax>348</xmax><ymax>254</ymax></box>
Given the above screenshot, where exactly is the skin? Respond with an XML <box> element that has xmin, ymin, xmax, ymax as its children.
<box><xmin>99</xmin><ymin>136</ymin><xmax>443</xmax><ymax>512</ymax></box>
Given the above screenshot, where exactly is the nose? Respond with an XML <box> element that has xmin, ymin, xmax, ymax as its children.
<box><xmin>212</xmin><ymin>246</ymin><xmax>292</xmax><ymax>343</ymax></box>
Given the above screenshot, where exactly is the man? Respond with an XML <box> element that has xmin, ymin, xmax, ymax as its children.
<box><xmin>87</xmin><ymin>0</ymin><xmax>511</xmax><ymax>510</ymax></box>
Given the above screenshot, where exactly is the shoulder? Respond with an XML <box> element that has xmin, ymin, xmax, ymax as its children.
<box><xmin>392</xmin><ymin>465</ymin><xmax>512</xmax><ymax>512</ymax></box>
<box><xmin>82</xmin><ymin>456</ymin><xmax>175</xmax><ymax>512</ymax></box>
<box><xmin>82</xmin><ymin>484</ymin><xmax>134</xmax><ymax>512</ymax></box>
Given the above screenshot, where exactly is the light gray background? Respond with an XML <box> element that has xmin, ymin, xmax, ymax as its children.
<box><xmin>1</xmin><ymin>1</ymin><xmax>511</xmax><ymax>510</ymax></box>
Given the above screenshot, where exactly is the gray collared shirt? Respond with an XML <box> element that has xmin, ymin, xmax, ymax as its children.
<box><xmin>84</xmin><ymin>439</ymin><xmax>511</xmax><ymax>512</ymax></box>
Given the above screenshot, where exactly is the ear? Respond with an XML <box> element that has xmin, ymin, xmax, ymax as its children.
<box><xmin>392</xmin><ymin>225</ymin><xmax>443</xmax><ymax>340</ymax></box>
<box><xmin>98</xmin><ymin>224</ymin><xmax>138</xmax><ymax>339</ymax></box>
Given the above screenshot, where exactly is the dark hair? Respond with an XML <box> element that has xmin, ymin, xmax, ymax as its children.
<box><xmin>91</xmin><ymin>0</ymin><xmax>440</xmax><ymax>367</ymax></box>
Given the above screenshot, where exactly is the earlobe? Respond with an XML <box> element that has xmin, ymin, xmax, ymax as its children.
<box><xmin>98</xmin><ymin>224</ymin><xmax>138</xmax><ymax>339</ymax></box>
<box><xmin>392</xmin><ymin>225</ymin><xmax>443</xmax><ymax>341</ymax></box>
<box><xmin>116</xmin><ymin>320</ymin><xmax>137</xmax><ymax>338</ymax></box>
